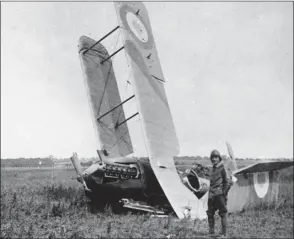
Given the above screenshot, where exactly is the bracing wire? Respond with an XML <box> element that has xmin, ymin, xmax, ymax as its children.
<box><xmin>98</xmin><ymin>106</ymin><xmax>133</xmax><ymax>154</ymax></box>
<box><xmin>115</xmin><ymin>80</ymin><xmax>129</xmax><ymax>126</ymax></box>
<box><xmin>96</xmin><ymin>31</ymin><xmax>121</xmax><ymax>120</ymax></box>
<box><xmin>96</xmin><ymin>64</ymin><xmax>113</xmax><ymax>119</ymax></box>
<box><xmin>93</xmin><ymin>31</ymin><xmax>134</xmax><ymax>154</ymax></box>
<box><xmin>121</xmin><ymin>136</ymin><xmax>133</xmax><ymax>152</ymax></box>
<box><xmin>107</xmin><ymin>130</ymin><xmax>130</xmax><ymax>153</ymax></box>
<box><xmin>81</xmin><ymin>30</ymin><xmax>123</xmax><ymax>155</ymax></box>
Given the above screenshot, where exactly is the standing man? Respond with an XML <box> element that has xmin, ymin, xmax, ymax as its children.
<box><xmin>207</xmin><ymin>149</ymin><xmax>233</xmax><ymax>237</ymax></box>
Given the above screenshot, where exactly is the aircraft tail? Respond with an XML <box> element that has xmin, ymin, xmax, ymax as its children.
<box><xmin>78</xmin><ymin>36</ymin><xmax>133</xmax><ymax>158</ymax></box>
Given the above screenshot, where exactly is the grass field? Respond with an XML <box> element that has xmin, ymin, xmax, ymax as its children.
<box><xmin>1</xmin><ymin>159</ymin><xmax>293</xmax><ymax>238</ymax></box>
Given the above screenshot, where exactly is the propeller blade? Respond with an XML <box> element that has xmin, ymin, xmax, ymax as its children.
<box><xmin>226</xmin><ymin>141</ymin><xmax>235</xmax><ymax>160</ymax></box>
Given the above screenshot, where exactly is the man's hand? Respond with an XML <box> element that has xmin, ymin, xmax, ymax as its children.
<box><xmin>232</xmin><ymin>175</ymin><xmax>237</xmax><ymax>183</ymax></box>
<box><xmin>77</xmin><ymin>175</ymin><xmax>82</xmax><ymax>183</ymax></box>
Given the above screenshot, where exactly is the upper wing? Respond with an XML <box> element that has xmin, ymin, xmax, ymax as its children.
<box><xmin>79</xmin><ymin>35</ymin><xmax>133</xmax><ymax>157</ymax></box>
<box><xmin>114</xmin><ymin>2</ymin><xmax>180</xmax><ymax>164</ymax></box>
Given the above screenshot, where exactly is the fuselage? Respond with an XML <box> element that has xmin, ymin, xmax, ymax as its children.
<box><xmin>81</xmin><ymin>157</ymin><xmax>169</xmax><ymax>206</ymax></box>
<box><xmin>77</xmin><ymin>156</ymin><xmax>208</xmax><ymax>213</ymax></box>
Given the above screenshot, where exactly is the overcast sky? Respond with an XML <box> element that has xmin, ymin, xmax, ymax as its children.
<box><xmin>1</xmin><ymin>2</ymin><xmax>293</xmax><ymax>159</ymax></box>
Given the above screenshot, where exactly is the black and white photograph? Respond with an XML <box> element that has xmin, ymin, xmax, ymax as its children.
<box><xmin>1</xmin><ymin>1</ymin><xmax>293</xmax><ymax>238</ymax></box>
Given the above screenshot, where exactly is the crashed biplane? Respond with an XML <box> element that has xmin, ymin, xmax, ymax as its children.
<box><xmin>71</xmin><ymin>1</ymin><xmax>293</xmax><ymax>219</ymax></box>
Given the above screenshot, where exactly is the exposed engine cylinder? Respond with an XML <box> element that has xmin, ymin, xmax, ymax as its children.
<box><xmin>105</xmin><ymin>163</ymin><xmax>140</xmax><ymax>179</ymax></box>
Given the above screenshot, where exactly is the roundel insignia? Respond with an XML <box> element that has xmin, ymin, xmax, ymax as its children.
<box><xmin>119</xmin><ymin>5</ymin><xmax>154</xmax><ymax>49</ymax></box>
<box><xmin>126</xmin><ymin>12</ymin><xmax>149</xmax><ymax>43</ymax></box>
<box><xmin>253</xmin><ymin>172</ymin><xmax>270</xmax><ymax>198</ymax></box>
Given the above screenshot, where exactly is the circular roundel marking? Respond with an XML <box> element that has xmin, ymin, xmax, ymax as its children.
<box><xmin>253</xmin><ymin>172</ymin><xmax>270</xmax><ymax>198</ymax></box>
<box><xmin>119</xmin><ymin>5</ymin><xmax>154</xmax><ymax>49</ymax></box>
<box><xmin>126</xmin><ymin>12</ymin><xmax>149</xmax><ymax>43</ymax></box>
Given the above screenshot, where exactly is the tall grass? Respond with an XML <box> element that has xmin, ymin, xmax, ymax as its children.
<box><xmin>1</xmin><ymin>165</ymin><xmax>293</xmax><ymax>238</ymax></box>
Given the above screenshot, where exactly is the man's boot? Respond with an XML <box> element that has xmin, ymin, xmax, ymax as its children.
<box><xmin>220</xmin><ymin>214</ymin><xmax>227</xmax><ymax>237</ymax></box>
<box><xmin>208</xmin><ymin>216</ymin><xmax>215</xmax><ymax>236</ymax></box>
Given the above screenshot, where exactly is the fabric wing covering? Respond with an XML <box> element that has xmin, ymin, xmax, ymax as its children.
<box><xmin>114</xmin><ymin>1</ymin><xmax>179</xmax><ymax>161</ymax></box>
<box><xmin>114</xmin><ymin>2</ymin><xmax>208</xmax><ymax>219</ymax></box>
<box><xmin>78</xmin><ymin>36</ymin><xmax>133</xmax><ymax>157</ymax></box>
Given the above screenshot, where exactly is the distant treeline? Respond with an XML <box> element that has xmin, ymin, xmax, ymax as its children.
<box><xmin>1</xmin><ymin>158</ymin><xmax>55</xmax><ymax>167</ymax></box>
<box><xmin>1</xmin><ymin>156</ymin><xmax>292</xmax><ymax>168</ymax></box>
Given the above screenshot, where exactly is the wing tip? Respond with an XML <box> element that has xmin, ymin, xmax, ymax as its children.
<box><xmin>78</xmin><ymin>35</ymin><xmax>108</xmax><ymax>54</ymax></box>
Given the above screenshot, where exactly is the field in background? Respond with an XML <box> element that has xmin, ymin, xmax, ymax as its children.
<box><xmin>2</xmin><ymin>155</ymin><xmax>290</xmax><ymax>168</ymax></box>
<box><xmin>1</xmin><ymin>158</ymin><xmax>293</xmax><ymax>238</ymax></box>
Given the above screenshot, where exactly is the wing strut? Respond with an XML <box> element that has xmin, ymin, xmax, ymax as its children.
<box><xmin>115</xmin><ymin>112</ymin><xmax>139</xmax><ymax>129</ymax></box>
<box><xmin>83</xmin><ymin>25</ymin><xmax>120</xmax><ymax>55</ymax></box>
<box><xmin>97</xmin><ymin>94</ymin><xmax>135</xmax><ymax>121</ymax></box>
<box><xmin>101</xmin><ymin>46</ymin><xmax>125</xmax><ymax>64</ymax></box>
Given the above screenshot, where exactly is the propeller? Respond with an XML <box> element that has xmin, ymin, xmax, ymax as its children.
<box><xmin>225</xmin><ymin>142</ymin><xmax>238</xmax><ymax>183</ymax></box>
